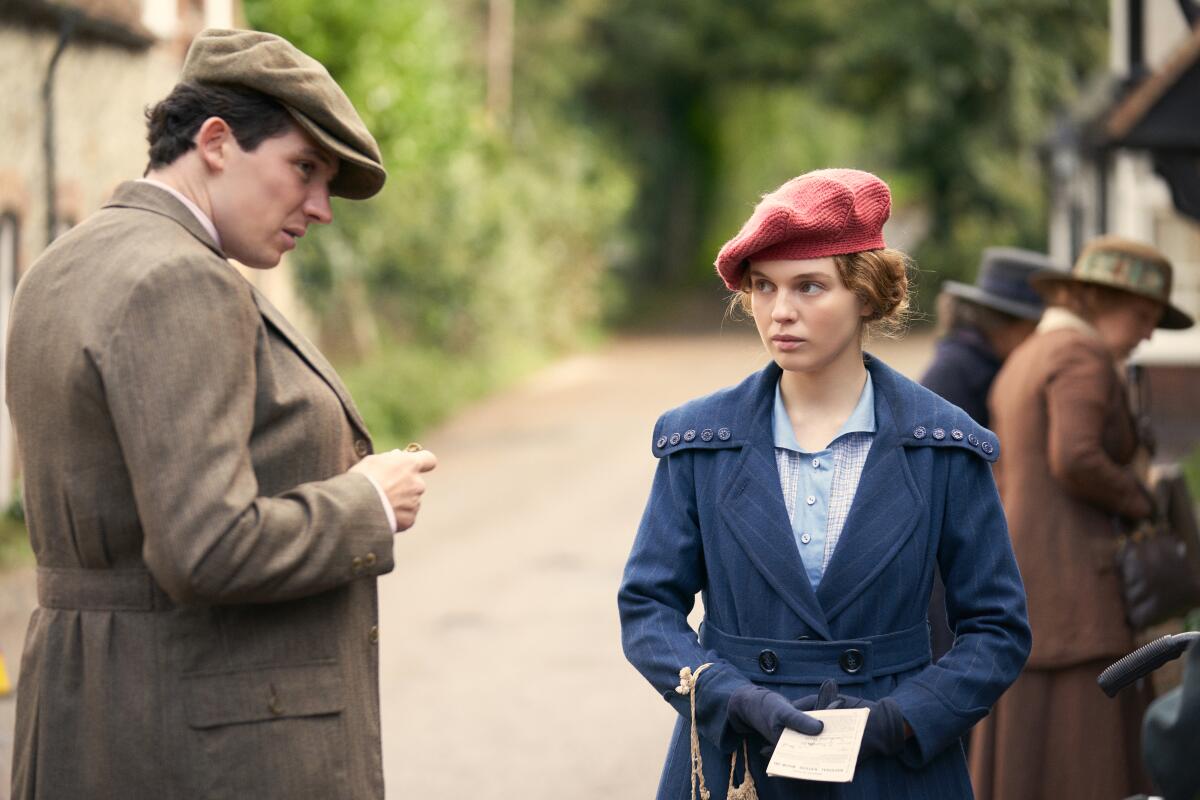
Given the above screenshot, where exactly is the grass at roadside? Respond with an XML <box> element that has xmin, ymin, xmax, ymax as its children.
<box><xmin>338</xmin><ymin>339</ymin><xmax>582</xmax><ymax>452</ymax></box>
<box><xmin>0</xmin><ymin>513</ymin><xmax>31</xmax><ymax>571</ymax></box>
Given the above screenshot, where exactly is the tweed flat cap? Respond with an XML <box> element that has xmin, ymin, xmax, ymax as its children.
<box><xmin>715</xmin><ymin>169</ymin><xmax>891</xmax><ymax>290</ymax></box>
<box><xmin>182</xmin><ymin>28</ymin><xmax>386</xmax><ymax>200</ymax></box>
<box><xmin>1031</xmin><ymin>235</ymin><xmax>1193</xmax><ymax>329</ymax></box>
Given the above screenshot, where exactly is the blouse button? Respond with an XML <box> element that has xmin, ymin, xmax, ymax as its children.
<box><xmin>800</xmin><ymin>533</ymin><xmax>812</xmax><ymax>545</ymax></box>
<box><xmin>811</xmin><ymin>458</ymin><xmax>820</xmax><ymax>468</ymax></box>
<box><xmin>805</xmin><ymin>495</ymin><xmax>816</xmax><ymax>506</ymax></box>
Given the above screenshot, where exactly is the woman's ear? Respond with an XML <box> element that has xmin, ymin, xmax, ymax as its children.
<box><xmin>195</xmin><ymin>116</ymin><xmax>233</xmax><ymax>175</ymax></box>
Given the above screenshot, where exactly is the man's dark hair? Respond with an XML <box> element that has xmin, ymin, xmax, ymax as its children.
<box><xmin>145</xmin><ymin>81</ymin><xmax>294</xmax><ymax>170</ymax></box>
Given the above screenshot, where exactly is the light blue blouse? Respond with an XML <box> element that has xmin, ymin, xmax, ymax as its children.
<box><xmin>772</xmin><ymin>373</ymin><xmax>876</xmax><ymax>589</ymax></box>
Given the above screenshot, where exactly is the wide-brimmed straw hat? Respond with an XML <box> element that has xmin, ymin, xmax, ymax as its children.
<box><xmin>1030</xmin><ymin>235</ymin><xmax>1193</xmax><ymax>330</ymax></box>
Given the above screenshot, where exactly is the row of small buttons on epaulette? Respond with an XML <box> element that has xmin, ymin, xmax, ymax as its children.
<box><xmin>656</xmin><ymin>427</ymin><xmax>733</xmax><ymax>449</ymax></box>
<box><xmin>912</xmin><ymin>426</ymin><xmax>994</xmax><ymax>455</ymax></box>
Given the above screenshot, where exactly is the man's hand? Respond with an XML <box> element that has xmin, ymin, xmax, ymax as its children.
<box><xmin>351</xmin><ymin>448</ymin><xmax>438</xmax><ymax>531</ymax></box>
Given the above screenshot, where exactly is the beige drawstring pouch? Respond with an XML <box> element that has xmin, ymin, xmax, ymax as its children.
<box><xmin>675</xmin><ymin>665</ymin><xmax>759</xmax><ymax>800</ymax></box>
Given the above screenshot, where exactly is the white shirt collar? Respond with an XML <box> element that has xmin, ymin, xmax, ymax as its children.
<box><xmin>137</xmin><ymin>178</ymin><xmax>221</xmax><ymax>249</ymax></box>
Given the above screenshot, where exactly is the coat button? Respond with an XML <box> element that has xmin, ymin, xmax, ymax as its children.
<box><xmin>757</xmin><ymin>649</ymin><xmax>779</xmax><ymax>674</ymax></box>
<box><xmin>656</xmin><ymin>436</ymin><xmax>668</xmax><ymax>449</ymax></box>
<box><xmin>967</xmin><ymin>433</ymin><xmax>980</xmax><ymax>446</ymax></box>
<box><xmin>839</xmin><ymin>648</ymin><xmax>865</xmax><ymax>674</ymax></box>
<box><xmin>364</xmin><ymin>552</ymin><xmax>377</xmax><ymax>568</ymax></box>
<box><xmin>354</xmin><ymin>439</ymin><xmax>370</xmax><ymax>458</ymax></box>
<box><xmin>368</xmin><ymin>625</ymin><xmax>379</xmax><ymax>645</ymax></box>
<box><xmin>669</xmin><ymin>432</ymin><xmax>681</xmax><ymax>446</ymax></box>
<box><xmin>352</xmin><ymin>556</ymin><xmax>363</xmax><ymax>573</ymax></box>
<box><xmin>683</xmin><ymin>429</ymin><xmax>697</xmax><ymax>442</ymax></box>
<box><xmin>700</xmin><ymin>429</ymin><xmax>715</xmax><ymax>442</ymax></box>
<box><xmin>932</xmin><ymin>428</ymin><xmax>946</xmax><ymax>440</ymax></box>
<box><xmin>981</xmin><ymin>441</ymin><xmax>994</xmax><ymax>455</ymax></box>
<box><xmin>912</xmin><ymin>426</ymin><xmax>927</xmax><ymax>439</ymax></box>
<box><xmin>951</xmin><ymin>429</ymin><xmax>964</xmax><ymax>441</ymax></box>
<box><xmin>717</xmin><ymin>427</ymin><xmax>732</xmax><ymax>441</ymax></box>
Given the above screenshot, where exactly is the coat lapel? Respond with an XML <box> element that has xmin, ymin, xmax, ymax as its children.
<box><xmin>105</xmin><ymin>181</ymin><xmax>374</xmax><ymax>444</ymax></box>
<box><xmin>717</xmin><ymin>365</ymin><xmax>832</xmax><ymax>639</ymax></box>
<box><xmin>250</xmin><ymin>286</ymin><xmax>373</xmax><ymax>442</ymax></box>
<box><xmin>816</xmin><ymin>358</ymin><xmax>923</xmax><ymax>619</ymax></box>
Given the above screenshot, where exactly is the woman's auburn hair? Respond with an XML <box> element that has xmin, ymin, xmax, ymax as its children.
<box><xmin>728</xmin><ymin>248</ymin><xmax>913</xmax><ymax>338</ymax></box>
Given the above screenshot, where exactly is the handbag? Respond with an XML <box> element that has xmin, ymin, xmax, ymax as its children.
<box><xmin>1115</xmin><ymin>472</ymin><xmax>1200</xmax><ymax>630</ymax></box>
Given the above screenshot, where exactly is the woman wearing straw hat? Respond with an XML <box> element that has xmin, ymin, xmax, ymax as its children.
<box><xmin>970</xmin><ymin>235</ymin><xmax>1194</xmax><ymax>800</ymax></box>
<box><xmin>619</xmin><ymin>169</ymin><xmax>1031</xmax><ymax>799</ymax></box>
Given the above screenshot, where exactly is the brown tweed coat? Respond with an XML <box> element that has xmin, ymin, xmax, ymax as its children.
<box><xmin>6</xmin><ymin>182</ymin><xmax>395</xmax><ymax>799</ymax></box>
<box><xmin>970</xmin><ymin>322</ymin><xmax>1153</xmax><ymax>800</ymax></box>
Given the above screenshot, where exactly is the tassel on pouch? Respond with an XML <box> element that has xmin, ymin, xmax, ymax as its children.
<box><xmin>675</xmin><ymin>665</ymin><xmax>759</xmax><ymax>800</ymax></box>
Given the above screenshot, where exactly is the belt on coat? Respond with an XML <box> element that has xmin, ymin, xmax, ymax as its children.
<box><xmin>698</xmin><ymin>619</ymin><xmax>932</xmax><ymax>686</ymax></box>
<box><xmin>37</xmin><ymin>566</ymin><xmax>174</xmax><ymax>611</ymax></box>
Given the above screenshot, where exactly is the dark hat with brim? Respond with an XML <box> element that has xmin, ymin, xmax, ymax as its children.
<box><xmin>1030</xmin><ymin>235</ymin><xmax>1193</xmax><ymax>330</ymax></box>
<box><xmin>942</xmin><ymin>247</ymin><xmax>1055</xmax><ymax>320</ymax></box>
<box><xmin>181</xmin><ymin>28</ymin><xmax>386</xmax><ymax>200</ymax></box>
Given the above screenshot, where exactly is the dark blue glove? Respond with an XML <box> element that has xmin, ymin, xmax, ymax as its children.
<box><xmin>728</xmin><ymin>684</ymin><xmax>824</xmax><ymax>749</ymax></box>
<box><xmin>794</xmin><ymin>679</ymin><xmax>907</xmax><ymax>760</ymax></box>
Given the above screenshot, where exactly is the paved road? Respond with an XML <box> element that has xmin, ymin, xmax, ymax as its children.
<box><xmin>0</xmin><ymin>329</ymin><xmax>934</xmax><ymax>799</ymax></box>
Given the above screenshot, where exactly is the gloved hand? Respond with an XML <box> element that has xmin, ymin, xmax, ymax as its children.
<box><xmin>727</xmin><ymin>684</ymin><xmax>824</xmax><ymax>750</ymax></box>
<box><xmin>794</xmin><ymin>679</ymin><xmax>907</xmax><ymax>760</ymax></box>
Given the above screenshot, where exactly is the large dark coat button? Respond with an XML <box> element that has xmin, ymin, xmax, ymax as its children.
<box><xmin>839</xmin><ymin>648</ymin><xmax>864</xmax><ymax>674</ymax></box>
<box><xmin>757</xmin><ymin>649</ymin><xmax>779</xmax><ymax>674</ymax></box>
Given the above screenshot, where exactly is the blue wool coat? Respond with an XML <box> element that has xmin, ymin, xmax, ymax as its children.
<box><xmin>618</xmin><ymin>356</ymin><xmax>1031</xmax><ymax>799</ymax></box>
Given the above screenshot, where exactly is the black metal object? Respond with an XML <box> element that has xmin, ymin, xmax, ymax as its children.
<box><xmin>1099</xmin><ymin>632</ymin><xmax>1200</xmax><ymax>697</ymax></box>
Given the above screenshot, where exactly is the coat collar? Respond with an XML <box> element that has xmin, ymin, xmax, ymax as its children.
<box><xmin>717</xmin><ymin>355</ymin><xmax>924</xmax><ymax>635</ymax></box>
<box><xmin>104</xmin><ymin>182</ymin><xmax>374</xmax><ymax>444</ymax></box>
<box><xmin>103</xmin><ymin>181</ymin><xmax>223</xmax><ymax>258</ymax></box>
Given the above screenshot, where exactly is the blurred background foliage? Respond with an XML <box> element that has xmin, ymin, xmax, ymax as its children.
<box><xmin>244</xmin><ymin>0</ymin><xmax>1109</xmax><ymax>444</ymax></box>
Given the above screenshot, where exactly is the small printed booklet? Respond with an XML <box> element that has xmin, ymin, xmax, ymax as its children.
<box><xmin>765</xmin><ymin>707</ymin><xmax>871</xmax><ymax>783</ymax></box>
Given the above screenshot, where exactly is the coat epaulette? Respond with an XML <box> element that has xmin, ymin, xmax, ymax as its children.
<box><xmin>899</xmin><ymin>386</ymin><xmax>999</xmax><ymax>463</ymax></box>
<box><xmin>650</xmin><ymin>382</ymin><xmax>747</xmax><ymax>458</ymax></box>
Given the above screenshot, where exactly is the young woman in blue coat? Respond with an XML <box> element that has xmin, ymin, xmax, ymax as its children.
<box><xmin>618</xmin><ymin>169</ymin><xmax>1032</xmax><ymax>799</ymax></box>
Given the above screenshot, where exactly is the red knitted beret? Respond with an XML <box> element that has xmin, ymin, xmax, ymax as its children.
<box><xmin>715</xmin><ymin>168</ymin><xmax>891</xmax><ymax>290</ymax></box>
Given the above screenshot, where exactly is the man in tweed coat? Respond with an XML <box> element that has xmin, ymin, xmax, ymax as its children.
<box><xmin>6</xmin><ymin>29</ymin><xmax>435</xmax><ymax>799</ymax></box>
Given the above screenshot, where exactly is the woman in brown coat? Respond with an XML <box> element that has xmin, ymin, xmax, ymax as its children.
<box><xmin>970</xmin><ymin>236</ymin><xmax>1194</xmax><ymax>800</ymax></box>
